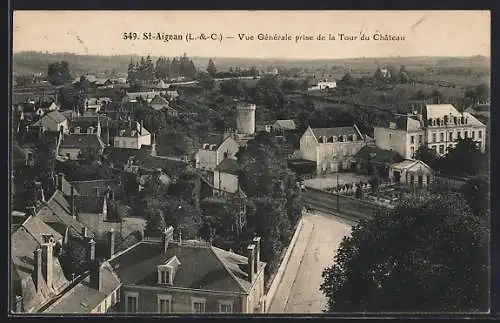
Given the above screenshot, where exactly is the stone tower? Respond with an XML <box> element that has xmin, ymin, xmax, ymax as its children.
<box><xmin>236</xmin><ymin>103</ymin><xmax>256</xmax><ymax>135</ymax></box>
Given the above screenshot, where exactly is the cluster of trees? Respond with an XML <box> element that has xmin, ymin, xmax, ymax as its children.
<box><xmin>373</xmin><ymin>65</ymin><xmax>411</xmax><ymax>84</ymax></box>
<box><xmin>47</xmin><ymin>61</ymin><xmax>72</xmax><ymax>85</ymax></box>
<box><xmin>321</xmin><ymin>188</ymin><xmax>489</xmax><ymax>312</ymax></box>
<box><xmin>127</xmin><ymin>54</ymin><xmax>197</xmax><ymax>85</ymax></box>
<box><xmin>464</xmin><ymin>83</ymin><xmax>490</xmax><ymax>104</ymax></box>
<box><xmin>415</xmin><ymin>137</ymin><xmax>488</xmax><ymax>177</ymax></box>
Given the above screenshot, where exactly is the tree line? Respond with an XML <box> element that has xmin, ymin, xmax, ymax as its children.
<box><xmin>127</xmin><ymin>53</ymin><xmax>197</xmax><ymax>85</ymax></box>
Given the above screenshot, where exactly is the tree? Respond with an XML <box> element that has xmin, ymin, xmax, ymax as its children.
<box><xmin>320</xmin><ymin>192</ymin><xmax>489</xmax><ymax>312</ymax></box>
<box><xmin>441</xmin><ymin>137</ymin><xmax>484</xmax><ymax>176</ymax></box>
<box><xmin>373</xmin><ymin>67</ymin><xmax>385</xmax><ymax>83</ymax></box>
<box><xmin>461</xmin><ymin>175</ymin><xmax>489</xmax><ymax>217</ymax></box>
<box><xmin>47</xmin><ymin>61</ymin><xmax>72</xmax><ymax>85</ymax></box>
<box><xmin>430</xmin><ymin>89</ymin><xmax>444</xmax><ymax>104</ymax></box>
<box><xmin>196</xmin><ymin>72</ymin><xmax>215</xmax><ymax>92</ymax></box>
<box><xmin>144</xmin><ymin>209</ymin><xmax>167</xmax><ymax>238</ymax></box>
<box><xmin>414</xmin><ymin>145</ymin><xmax>440</xmax><ymax>168</ymax></box>
<box><xmin>220</xmin><ymin>79</ymin><xmax>246</xmax><ymax>98</ymax></box>
<box><xmin>339</xmin><ymin>73</ymin><xmax>356</xmax><ymax>87</ymax></box>
<box><xmin>206</xmin><ymin>58</ymin><xmax>217</xmax><ymax>78</ymax></box>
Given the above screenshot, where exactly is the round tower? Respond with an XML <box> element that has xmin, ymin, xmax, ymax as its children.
<box><xmin>236</xmin><ymin>103</ymin><xmax>256</xmax><ymax>135</ymax></box>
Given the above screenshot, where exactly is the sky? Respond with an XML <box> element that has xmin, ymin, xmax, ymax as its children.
<box><xmin>12</xmin><ymin>11</ymin><xmax>490</xmax><ymax>59</ymax></box>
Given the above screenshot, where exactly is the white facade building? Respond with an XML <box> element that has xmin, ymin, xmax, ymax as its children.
<box><xmin>236</xmin><ymin>104</ymin><xmax>256</xmax><ymax>136</ymax></box>
<box><xmin>299</xmin><ymin>125</ymin><xmax>367</xmax><ymax>174</ymax></box>
<box><xmin>374</xmin><ymin>104</ymin><xmax>487</xmax><ymax>159</ymax></box>
<box><xmin>196</xmin><ymin>135</ymin><xmax>240</xmax><ymax>171</ymax></box>
<box><xmin>113</xmin><ymin>121</ymin><xmax>151</xmax><ymax>150</ymax></box>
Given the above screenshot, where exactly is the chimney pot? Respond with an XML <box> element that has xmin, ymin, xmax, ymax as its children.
<box><xmin>82</xmin><ymin>227</ymin><xmax>88</xmax><ymax>238</ymax></box>
<box><xmin>41</xmin><ymin>243</ymin><xmax>54</xmax><ymax>289</ymax></box>
<box><xmin>252</xmin><ymin>237</ymin><xmax>261</xmax><ymax>273</ymax></box>
<box><xmin>33</xmin><ymin>248</ymin><xmax>43</xmax><ymax>292</ymax></box>
<box><xmin>90</xmin><ymin>260</ymin><xmax>102</xmax><ymax>291</ymax></box>
<box><xmin>88</xmin><ymin>238</ymin><xmax>96</xmax><ymax>261</ymax></box>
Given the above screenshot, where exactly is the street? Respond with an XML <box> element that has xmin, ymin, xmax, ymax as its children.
<box><xmin>268</xmin><ymin>212</ymin><xmax>353</xmax><ymax>313</ymax></box>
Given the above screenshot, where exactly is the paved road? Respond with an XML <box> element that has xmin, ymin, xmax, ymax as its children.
<box><xmin>283</xmin><ymin>212</ymin><xmax>353</xmax><ymax>313</ymax></box>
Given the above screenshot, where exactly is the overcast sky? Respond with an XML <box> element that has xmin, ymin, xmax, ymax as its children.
<box><xmin>13</xmin><ymin>11</ymin><xmax>490</xmax><ymax>59</ymax></box>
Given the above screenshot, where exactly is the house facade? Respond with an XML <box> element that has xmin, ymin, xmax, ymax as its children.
<box><xmin>196</xmin><ymin>135</ymin><xmax>240</xmax><ymax>171</ymax></box>
<box><xmin>108</xmin><ymin>229</ymin><xmax>267</xmax><ymax>314</ymax></box>
<box><xmin>31</xmin><ymin>111</ymin><xmax>69</xmax><ymax>133</ymax></box>
<box><xmin>389</xmin><ymin>159</ymin><xmax>434</xmax><ymax>187</ymax></box>
<box><xmin>299</xmin><ymin>125</ymin><xmax>367</xmax><ymax>174</ymax></box>
<box><xmin>213</xmin><ymin>158</ymin><xmax>240</xmax><ymax>194</ymax></box>
<box><xmin>114</xmin><ymin>121</ymin><xmax>152</xmax><ymax>150</ymax></box>
<box><xmin>374</xmin><ymin>104</ymin><xmax>487</xmax><ymax>159</ymax></box>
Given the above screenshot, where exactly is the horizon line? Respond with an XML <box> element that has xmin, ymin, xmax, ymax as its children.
<box><xmin>12</xmin><ymin>50</ymin><xmax>491</xmax><ymax>61</ymax></box>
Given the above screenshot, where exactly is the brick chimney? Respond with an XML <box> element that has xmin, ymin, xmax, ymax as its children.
<box><xmin>33</xmin><ymin>248</ymin><xmax>43</xmax><ymax>292</ymax></box>
<box><xmin>247</xmin><ymin>244</ymin><xmax>255</xmax><ymax>283</ymax></box>
<box><xmin>89</xmin><ymin>260</ymin><xmax>102</xmax><ymax>291</ymax></box>
<box><xmin>88</xmin><ymin>238</ymin><xmax>96</xmax><ymax>262</ymax></box>
<box><xmin>107</xmin><ymin>229</ymin><xmax>115</xmax><ymax>258</ymax></box>
<box><xmin>26</xmin><ymin>206</ymin><xmax>36</xmax><ymax>217</ymax></box>
<box><xmin>252</xmin><ymin>237</ymin><xmax>261</xmax><ymax>274</ymax></box>
<box><xmin>70</xmin><ymin>185</ymin><xmax>76</xmax><ymax>219</ymax></box>
<box><xmin>41</xmin><ymin>238</ymin><xmax>54</xmax><ymax>289</ymax></box>
<box><xmin>82</xmin><ymin>227</ymin><xmax>88</xmax><ymax>238</ymax></box>
<box><xmin>162</xmin><ymin>226</ymin><xmax>174</xmax><ymax>253</ymax></box>
<box><xmin>57</xmin><ymin>173</ymin><xmax>64</xmax><ymax>191</ymax></box>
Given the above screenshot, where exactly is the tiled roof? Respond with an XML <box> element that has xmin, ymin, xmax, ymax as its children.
<box><xmin>21</xmin><ymin>216</ymin><xmax>63</xmax><ymax>245</ymax></box>
<box><xmin>355</xmin><ymin>146</ymin><xmax>404</xmax><ymax>164</ymax></box>
<box><xmin>103</xmin><ymin>147</ymin><xmax>149</xmax><ymax>165</ymax></box>
<box><xmin>273</xmin><ymin>119</ymin><xmax>296</xmax><ymax>130</ymax></box>
<box><xmin>150</xmin><ymin>95</ymin><xmax>169</xmax><ymax>105</ymax></box>
<box><xmin>71</xmin><ymin>180</ymin><xmax>120</xmax><ymax>197</ymax></box>
<box><xmin>109</xmin><ymin>240</ymin><xmax>264</xmax><ymax>293</ymax></box>
<box><xmin>33</xmin><ymin>111</ymin><xmax>67</xmax><ymax>126</ymax></box>
<box><xmin>11</xmin><ymin>219</ymin><xmax>71</xmax><ymax>312</ymax></box>
<box><xmin>43</xmin><ymin>262</ymin><xmax>121</xmax><ymax>314</ymax></box>
<box><xmin>311</xmin><ymin>125</ymin><xmax>362</xmax><ymax>139</ymax></box>
<box><xmin>391</xmin><ymin>159</ymin><xmax>432</xmax><ymax>172</ymax></box>
<box><xmin>462</xmin><ymin>112</ymin><xmax>486</xmax><ymax>127</ymax></box>
<box><xmin>202</xmin><ymin>133</ymin><xmax>225</xmax><ymax>146</ymax></box>
<box><xmin>423</xmin><ymin>104</ymin><xmax>461</xmax><ymax>120</ymax></box>
<box><xmin>216</xmin><ymin>158</ymin><xmax>240</xmax><ymax>175</ymax></box>
<box><xmin>59</xmin><ymin>134</ymin><xmax>105</xmax><ymax>149</ymax></box>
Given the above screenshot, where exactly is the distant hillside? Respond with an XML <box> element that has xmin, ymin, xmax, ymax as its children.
<box><xmin>13</xmin><ymin>51</ymin><xmax>490</xmax><ymax>78</ymax></box>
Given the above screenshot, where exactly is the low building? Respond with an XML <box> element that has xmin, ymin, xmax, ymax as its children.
<box><xmin>389</xmin><ymin>159</ymin><xmax>433</xmax><ymax>187</ymax></box>
<box><xmin>196</xmin><ymin>134</ymin><xmax>240</xmax><ymax>171</ymax></box>
<box><xmin>299</xmin><ymin>125</ymin><xmax>368</xmax><ymax>174</ymax></box>
<box><xmin>108</xmin><ymin>229</ymin><xmax>267</xmax><ymax>314</ymax></box>
<box><xmin>31</xmin><ymin>111</ymin><xmax>69</xmax><ymax>133</ymax></box>
<box><xmin>271</xmin><ymin>119</ymin><xmax>296</xmax><ymax>134</ymax></box>
<box><xmin>122</xmin><ymin>92</ymin><xmax>157</xmax><ymax>104</ymax></box>
<box><xmin>58</xmin><ymin>133</ymin><xmax>106</xmax><ymax>160</ymax></box>
<box><xmin>308</xmin><ymin>80</ymin><xmax>337</xmax><ymax>91</ymax></box>
<box><xmin>213</xmin><ymin>158</ymin><xmax>240</xmax><ymax>194</ymax></box>
<box><xmin>114</xmin><ymin>121</ymin><xmax>152</xmax><ymax>150</ymax></box>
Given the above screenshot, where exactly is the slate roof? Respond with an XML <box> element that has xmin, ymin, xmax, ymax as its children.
<box><xmin>43</xmin><ymin>262</ymin><xmax>121</xmax><ymax>314</ymax></box>
<box><xmin>109</xmin><ymin>240</ymin><xmax>265</xmax><ymax>293</ymax></box>
<box><xmin>59</xmin><ymin>134</ymin><xmax>105</xmax><ymax>150</ymax></box>
<box><xmin>311</xmin><ymin>125</ymin><xmax>363</xmax><ymax>140</ymax></box>
<box><xmin>216</xmin><ymin>158</ymin><xmax>240</xmax><ymax>175</ymax></box>
<box><xmin>273</xmin><ymin>119</ymin><xmax>296</xmax><ymax>130</ymax></box>
<box><xmin>70</xmin><ymin>180</ymin><xmax>121</xmax><ymax>197</ymax></box>
<box><xmin>355</xmin><ymin>146</ymin><xmax>404</xmax><ymax>164</ymax></box>
<box><xmin>33</xmin><ymin>111</ymin><xmax>67</xmax><ymax>126</ymax></box>
<box><xmin>391</xmin><ymin>159</ymin><xmax>432</xmax><ymax>171</ymax></box>
<box><xmin>11</xmin><ymin>216</ymin><xmax>71</xmax><ymax>313</ymax></box>
<box><xmin>70</xmin><ymin>115</ymin><xmax>111</xmax><ymax>126</ymax></box>
<box><xmin>423</xmin><ymin>104</ymin><xmax>461</xmax><ymax>120</ymax></box>
<box><xmin>150</xmin><ymin>95</ymin><xmax>169</xmax><ymax>105</ymax></box>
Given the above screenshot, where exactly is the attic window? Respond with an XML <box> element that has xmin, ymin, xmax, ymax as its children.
<box><xmin>210</xmin><ymin>144</ymin><xmax>217</xmax><ymax>150</ymax></box>
<box><xmin>317</xmin><ymin>137</ymin><xmax>324</xmax><ymax>143</ymax></box>
<box><xmin>203</xmin><ymin>144</ymin><xmax>209</xmax><ymax>149</ymax></box>
<box><xmin>327</xmin><ymin>136</ymin><xmax>334</xmax><ymax>143</ymax></box>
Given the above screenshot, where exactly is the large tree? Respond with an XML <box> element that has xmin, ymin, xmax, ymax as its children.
<box><xmin>320</xmin><ymin>192</ymin><xmax>489</xmax><ymax>312</ymax></box>
<box><xmin>206</xmin><ymin>58</ymin><xmax>217</xmax><ymax>78</ymax></box>
<box><xmin>47</xmin><ymin>61</ymin><xmax>72</xmax><ymax>85</ymax></box>
<box><xmin>440</xmin><ymin>137</ymin><xmax>484</xmax><ymax>176</ymax></box>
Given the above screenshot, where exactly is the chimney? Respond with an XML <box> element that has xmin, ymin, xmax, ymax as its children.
<box><xmin>56</xmin><ymin>173</ymin><xmax>63</xmax><ymax>191</ymax></box>
<box><xmin>252</xmin><ymin>237</ymin><xmax>261</xmax><ymax>273</ymax></box>
<box><xmin>14</xmin><ymin>295</ymin><xmax>23</xmax><ymax>313</ymax></box>
<box><xmin>162</xmin><ymin>226</ymin><xmax>174</xmax><ymax>253</ymax></box>
<box><xmin>70</xmin><ymin>185</ymin><xmax>76</xmax><ymax>219</ymax></box>
<box><xmin>108</xmin><ymin>229</ymin><xmax>115</xmax><ymax>258</ymax></box>
<box><xmin>140</xmin><ymin>120</ymin><xmax>144</xmax><ymax>135</ymax></box>
<box><xmin>26</xmin><ymin>206</ymin><xmax>36</xmax><ymax>217</ymax></box>
<box><xmin>41</xmin><ymin>241</ymin><xmax>54</xmax><ymax>289</ymax></box>
<box><xmin>247</xmin><ymin>244</ymin><xmax>255</xmax><ymax>283</ymax></box>
<box><xmin>89</xmin><ymin>260</ymin><xmax>102</xmax><ymax>291</ymax></box>
<box><xmin>33</xmin><ymin>248</ymin><xmax>43</xmax><ymax>292</ymax></box>
<box><xmin>88</xmin><ymin>238</ymin><xmax>96</xmax><ymax>261</ymax></box>
<box><xmin>95</xmin><ymin>187</ymin><xmax>100</xmax><ymax>196</ymax></box>
<box><xmin>82</xmin><ymin>227</ymin><xmax>88</xmax><ymax>238</ymax></box>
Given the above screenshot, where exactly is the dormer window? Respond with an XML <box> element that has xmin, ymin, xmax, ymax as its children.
<box><xmin>157</xmin><ymin>256</ymin><xmax>181</xmax><ymax>285</ymax></box>
<box><xmin>119</xmin><ymin>130</ymin><xmax>126</xmax><ymax>136</ymax></box>
<box><xmin>210</xmin><ymin>144</ymin><xmax>217</xmax><ymax>150</ymax></box>
<box><xmin>436</xmin><ymin>119</ymin><xmax>441</xmax><ymax>126</ymax></box>
<box><xmin>75</xmin><ymin>126</ymin><xmax>81</xmax><ymax>134</ymax></box>
<box><xmin>453</xmin><ymin>117</ymin><xmax>457</xmax><ymax>125</ymax></box>
<box><xmin>444</xmin><ymin>116</ymin><xmax>448</xmax><ymax>124</ymax></box>
<box><xmin>428</xmin><ymin>118</ymin><xmax>432</xmax><ymax>126</ymax></box>
<box><xmin>87</xmin><ymin>126</ymin><xmax>94</xmax><ymax>134</ymax></box>
<box><xmin>203</xmin><ymin>144</ymin><xmax>209</xmax><ymax>149</ymax></box>
<box><xmin>327</xmin><ymin>136</ymin><xmax>334</xmax><ymax>143</ymax></box>
<box><xmin>317</xmin><ymin>137</ymin><xmax>324</xmax><ymax>143</ymax></box>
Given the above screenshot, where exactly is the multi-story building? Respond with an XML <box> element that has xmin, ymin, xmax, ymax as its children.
<box><xmin>299</xmin><ymin>125</ymin><xmax>368</xmax><ymax>174</ymax></box>
<box><xmin>108</xmin><ymin>228</ymin><xmax>267</xmax><ymax>314</ymax></box>
<box><xmin>374</xmin><ymin>104</ymin><xmax>487</xmax><ymax>159</ymax></box>
<box><xmin>113</xmin><ymin>121</ymin><xmax>152</xmax><ymax>150</ymax></box>
<box><xmin>196</xmin><ymin>134</ymin><xmax>240</xmax><ymax>171</ymax></box>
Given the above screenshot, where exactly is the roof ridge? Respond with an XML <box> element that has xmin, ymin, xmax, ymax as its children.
<box><xmin>210</xmin><ymin>246</ymin><xmax>248</xmax><ymax>293</ymax></box>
